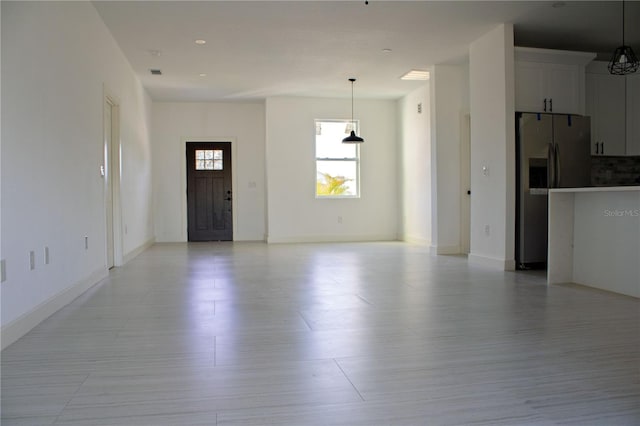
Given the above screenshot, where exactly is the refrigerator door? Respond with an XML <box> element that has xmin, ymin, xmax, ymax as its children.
<box><xmin>553</xmin><ymin>115</ymin><xmax>591</xmax><ymax>188</ymax></box>
<box><xmin>516</xmin><ymin>113</ymin><xmax>552</xmax><ymax>266</ymax></box>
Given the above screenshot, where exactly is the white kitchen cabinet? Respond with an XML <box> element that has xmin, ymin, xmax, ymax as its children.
<box><xmin>626</xmin><ymin>73</ymin><xmax>640</xmax><ymax>156</ymax></box>
<box><xmin>515</xmin><ymin>47</ymin><xmax>595</xmax><ymax>115</ymax></box>
<box><xmin>586</xmin><ymin>61</ymin><xmax>640</xmax><ymax>156</ymax></box>
<box><xmin>586</xmin><ymin>72</ymin><xmax>626</xmax><ymax>156</ymax></box>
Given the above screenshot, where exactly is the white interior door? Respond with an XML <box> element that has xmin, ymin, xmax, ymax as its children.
<box><xmin>105</xmin><ymin>99</ymin><xmax>115</xmax><ymax>269</ymax></box>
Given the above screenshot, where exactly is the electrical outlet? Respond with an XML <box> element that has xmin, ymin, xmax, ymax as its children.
<box><xmin>482</xmin><ymin>165</ymin><xmax>490</xmax><ymax>176</ymax></box>
<box><xmin>84</xmin><ymin>236</ymin><xmax>89</xmax><ymax>250</ymax></box>
<box><xmin>484</xmin><ymin>225</ymin><xmax>491</xmax><ymax>236</ymax></box>
<box><xmin>29</xmin><ymin>251</ymin><xmax>36</xmax><ymax>270</ymax></box>
<box><xmin>1</xmin><ymin>259</ymin><xmax>6</xmax><ymax>283</ymax></box>
<box><xmin>337</xmin><ymin>216</ymin><xmax>343</xmax><ymax>224</ymax></box>
<box><xmin>44</xmin><ymin>246</ymin><xmax>50</xmax><ymax>265</ymax></box>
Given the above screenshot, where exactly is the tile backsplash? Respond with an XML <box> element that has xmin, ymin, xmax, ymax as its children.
<box><xmin>591</xmin><ymin>156</ymin><xmax>640</xmax><ymax>186</ymax></box>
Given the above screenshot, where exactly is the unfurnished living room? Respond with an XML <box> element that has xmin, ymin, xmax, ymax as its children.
<box><xmin>1</xmin><ymin>1</ymin><xmax>639</xmax><ymax>425</ymax></box>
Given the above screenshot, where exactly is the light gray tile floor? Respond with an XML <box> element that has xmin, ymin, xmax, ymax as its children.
<box><xmin>2</xmin><ymin>242</ymin><xmax>639</xmax><ymax>425</ymax></box>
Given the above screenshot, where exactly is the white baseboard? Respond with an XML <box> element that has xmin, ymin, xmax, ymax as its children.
<box><xmin>1</xmin><ymin>268</ymin><xmax>108</xmax><ymax>350</ymax></box>
<box><xmin>123</xmin><ymin>237</ymin><xmax>155</xmax><ymax>264</ymax></box>
<box><xmin>267</xmin><ymin>234</ymin><xmax>397</xmax><ymax>244</ymax></box>
<box><xmin>2</xmin><ymin>239</ymin><xmax>156</xmax><ymax>351</ymax></box>
<box><xmin>401</xmin><ymin>235</ymin><xmax>432</xmax><ymax>246</ymax></box>
<box><xmin>433</xmin><ymin>245</ymin><xmax>461</xmax><ymax>255</ymax></box>
<box><xmin>468</xmin><ymin>253</ymin><xmax>516</xmax><ymax>271</ymax></box>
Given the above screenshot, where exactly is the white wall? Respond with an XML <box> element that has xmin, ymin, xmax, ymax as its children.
<box><xmin>151</xmin><ymin>102</ymin><xmax>266</xmax><ymax>242</ymax></box>
<box><xmin>265</xmin><ymin>97</ymin><xmax>398</xmax><ymax>243</ymax></box>
<box><xmin>398</xmin><ymin>85</ymin><xmax>431</xmax><ymax>244</ymax></box>
<box><xmin>468</xmin><ymin>24</ymin><xmax>516</xmax><ymax>269</ymax></box>
<box><xmin>430</xmin><ymin>65</ymin><xmax>469</xmax><ymax>254</ymax></box>
<box><xmin>1</xmin><ymin>1</ymin><xmax>153</xmax><ymax>347</ymax></box>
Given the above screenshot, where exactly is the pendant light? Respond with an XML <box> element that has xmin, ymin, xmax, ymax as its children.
<box><xmin>608</xmin><ymin>0</ymin><xmax>639</xmax><ymax>75</ymax></box>
<box><xmin>342</xmin><ymin>78</ymin><xmax>364</xmax><ymax>143</ymax></box>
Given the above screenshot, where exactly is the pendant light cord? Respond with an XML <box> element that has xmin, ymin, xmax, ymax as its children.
<box><xmin>351</xmin><ymin>79</ymin><xmax>355</xmax><ymax>125</ymax></box>
<box><xmin>622</xmin><ymin>0</ymin><xmax>625</xmax><ymax>45</ymax></box>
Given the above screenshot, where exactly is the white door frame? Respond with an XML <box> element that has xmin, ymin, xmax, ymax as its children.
<box><xmin>180</xmin><ymin>137</ymin><xmax>238</xmax><ymax>241</ymax></box>
<box><xmin>460</xmin><ymin>113</ymin><xmax>471</xmax><ymax>254</ymax></box>
<box><xmin>103</xmin><ymin>91</ymin><xmax>124</xmax><ymax>267</ymax></box>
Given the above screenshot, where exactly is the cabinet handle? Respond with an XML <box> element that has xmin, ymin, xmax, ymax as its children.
<box><xmin>544</xmin><ymin>98</ymin><xmax>547</xmax><ymax>112</ymax></box>
<box><xmin>549</xmin><ymin>98</ymin><xmax>553</xmax><ymax>112</ymax></box>
<box><xmin>595</xmin><ymin>142</ymin><xmax>599</xmax><ymax>154</ymax></box>
<box><xmin>601</xmin><ymin>142</ymin><xmax>604</xmax><ymax>155</ymax></box>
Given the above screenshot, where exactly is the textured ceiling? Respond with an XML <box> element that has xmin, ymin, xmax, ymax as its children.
<box><xmin>92</xmin><ymin>1</ymin><xmax>640</xmax><ymax>101</ymax></box>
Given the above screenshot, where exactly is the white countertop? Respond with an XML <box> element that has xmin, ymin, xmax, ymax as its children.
<box><xmin>549</xmin><ymin>186</ymin><xmax>640</xmax><ymax>193</ymax></box>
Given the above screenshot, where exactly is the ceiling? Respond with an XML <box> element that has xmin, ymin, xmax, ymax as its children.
<box><xmin>92</xmin><ymin>1</ymin><xmax>640</xmax><ymax>102</ymax></box>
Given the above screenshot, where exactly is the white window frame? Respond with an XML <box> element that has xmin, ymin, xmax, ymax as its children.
<box><xmin>314</xmin><ymin>119</ymin><xmax>361</xmax><ymax>199</ymax></box>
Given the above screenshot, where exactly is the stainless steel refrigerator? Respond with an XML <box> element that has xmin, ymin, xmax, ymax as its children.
<box><xmin>516</xmin><ymin>112</ymin><xmax>591</xmax><ymax>269</ymax></box>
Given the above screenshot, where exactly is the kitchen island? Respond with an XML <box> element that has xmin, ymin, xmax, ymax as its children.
<box><xmin>548</xmin><ymin>186</ymin><xmax>640</xmax><ymax>297</ymax></box>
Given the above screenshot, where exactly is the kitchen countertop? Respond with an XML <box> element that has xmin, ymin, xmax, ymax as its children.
<box><xmin>549</xmin><ymin>186</ymin><xmax>640</xmax><ymax>193</ymax></box>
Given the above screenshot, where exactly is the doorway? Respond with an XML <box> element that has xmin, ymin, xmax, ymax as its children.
<box><xmin>186</xmin><ymin>142</ymin><xmax>233</xmax><ymax>241</ymax></box>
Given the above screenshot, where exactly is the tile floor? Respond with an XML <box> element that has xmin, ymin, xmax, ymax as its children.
<box><xmin>1</xmin><ymin>242</ymin><xmax>639</xmax><ymax>425</ymax></box>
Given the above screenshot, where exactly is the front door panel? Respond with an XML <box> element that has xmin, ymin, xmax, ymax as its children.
<box><xmin>187</xmin><ymin>142</ymin><xmax>233</xmax><ymax>241</ymax></box>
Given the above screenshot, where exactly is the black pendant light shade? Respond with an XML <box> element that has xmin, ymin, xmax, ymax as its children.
<box><xmin>608</xmin><ymin>0</ymin><xmax>640</xmax><ymax>75</ymax></box>
<box><xmin>342</xmin><ymin>78</ymin><xmax>364</xmax><ymax>143</ymax></box>
<box><xmin>608</xmin><ymin>45</ymin><xmax>639</xmax><ymax>75</ymax></box>
<box><xmin>343</xmin><ymin>130</ymin><xmax>364</xmax><ymax>143</ymax></box>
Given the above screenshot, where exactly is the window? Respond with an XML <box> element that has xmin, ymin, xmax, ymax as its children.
<box><xmin>315</xmin><ymin>120</ymin><xmax>360</xmax><ymax>198</ymax></box>
<box><xmin>195</xmin><ymin>149</ymin><xmax>223</xmax><ymax>170</ymax></box>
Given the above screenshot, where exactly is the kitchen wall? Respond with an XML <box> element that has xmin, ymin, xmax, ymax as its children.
<box><xmin>591</xmin><ymin>156</ymin><xmax>640</xmax><ymax>186</ymax></box>
<box><xmin>151</xmin><ymin>102</ymin><xmax>266</xmax><ymax>242</ymax></box>
<box><xmin>265</xmin><ymin>96</ymin><xmax>398</xmax><ymax>243</ymax></box>
<box><xmin>1</xmin><ymin>1</ymin><xmax>153</xmax><ymax>348</ymax></box>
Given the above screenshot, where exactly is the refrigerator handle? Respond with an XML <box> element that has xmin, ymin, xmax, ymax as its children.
<box><xmin>555</xmin><ymin>143</ymin><xmax>560</xmax><ymax>187</ymax></box>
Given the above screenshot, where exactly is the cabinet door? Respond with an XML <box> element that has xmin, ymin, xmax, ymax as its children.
<box><xmin>626</xmin><ymin>73</ymin><xmax>640</xmax><ymax>156</ymax></box>
<box><xmin>587</xmin><ymin>73</ymin><xmax>626</xmax><ymax>156</ymax></box>
<box><xmin>515</xmin><ymin>61</ymin><xmax>584</xmax><ymax>114</ymax></box>
<box><xmin>545</xmin><ymin>64</ymin><xmax>582</xmax><ymax>114</ymax></box>
<box><xmin>515</xmin><ymin>62</ymin><xmax>546</xmax><ymax>112</ymax></box>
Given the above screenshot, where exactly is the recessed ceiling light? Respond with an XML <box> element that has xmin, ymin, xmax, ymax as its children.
<box><xmin>148</xmin><ymin>49</ymin><xmax>162</xmax><ymax>57</ymax></box>
<box><xmin>400</xmin><ymin>69</ymin><xmax>430</xmax><ymax>81</ymax></box>
<box><xmin>195</xmin><ymin>39</ymin><xmax>206</xmax><ymax>45</ymax></box>
<box><xmin>199</xmin><ymin>73</ymin><xmax>207</xmax><ymax>77</ymax></box>
<box><xmin>382</xmin><ymin>48</ymin><xmax>392</xmax><ymax>53</ymax></box>
<box><xmin>150</xmin><ymin>69</ymin><xmax>162</xmax><ymax>75</ymax></box>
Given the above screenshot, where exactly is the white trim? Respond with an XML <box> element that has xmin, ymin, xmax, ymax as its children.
<box><xmin>180</xmin><ymin>137</ymin><xmax>238</xmax><ymax>241</ymax></box>
<box><xmin>103</xmin><ymin>87</ymin><xmax>124</xmax><ymax>267</ymax></box>
<box><xmin>123</xmin><ymin>238</ymin><xmax>155</xmax><ymax>264</ymax></box>
<box><xmin>267</xmin><ymin>234</ymin><xmax>397</xmax><ymax>244</ymax></box>
<box><xmin>1</xmin><ymin>268</ymin><xmax>108</xmax><ymax>350</ymax></box>
<box><xmin>468</xmin><ymin>253</ymin><xmax>516</xmax><ymax>271</ymax></box>
<box><xmin>434</xmin><ymin>245</ymin><xmax>461</xmax><ymax>255</ymax></box>
<box><xmin>401</xmin><ymin>235</ymin><xmax>432</xmax><ymax>247</ymax></box>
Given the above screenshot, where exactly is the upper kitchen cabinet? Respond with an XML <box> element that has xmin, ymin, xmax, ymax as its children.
<box><xmin>586</xmin><ymin>61</ymin><xmax>640</xmax><ymax>156</ymax></box>
<box><xmin>586</xmin><ymin>71</ymin><xmax>626</xmax><ymax>156</ymax></box>
<box><xmin>626</xmin><ymin>73</ymin><xmax>640</xmax><ymax>156</ymax></box>
<box><xmin>515</xmin><ymin>47</ymin><xmax>596</xmax><ymax>115</ymax></box>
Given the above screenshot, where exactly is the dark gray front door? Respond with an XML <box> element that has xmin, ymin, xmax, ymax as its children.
<box><xmin>186</xmin><ymin>142</ymin><xmax>233</xmax><ymax>241</ymax></box>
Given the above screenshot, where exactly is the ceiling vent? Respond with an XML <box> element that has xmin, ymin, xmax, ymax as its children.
<box><xmin>150</xmin><ymin>69</ymin><xmax>162</xmax><ymax>75</ymax></box>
